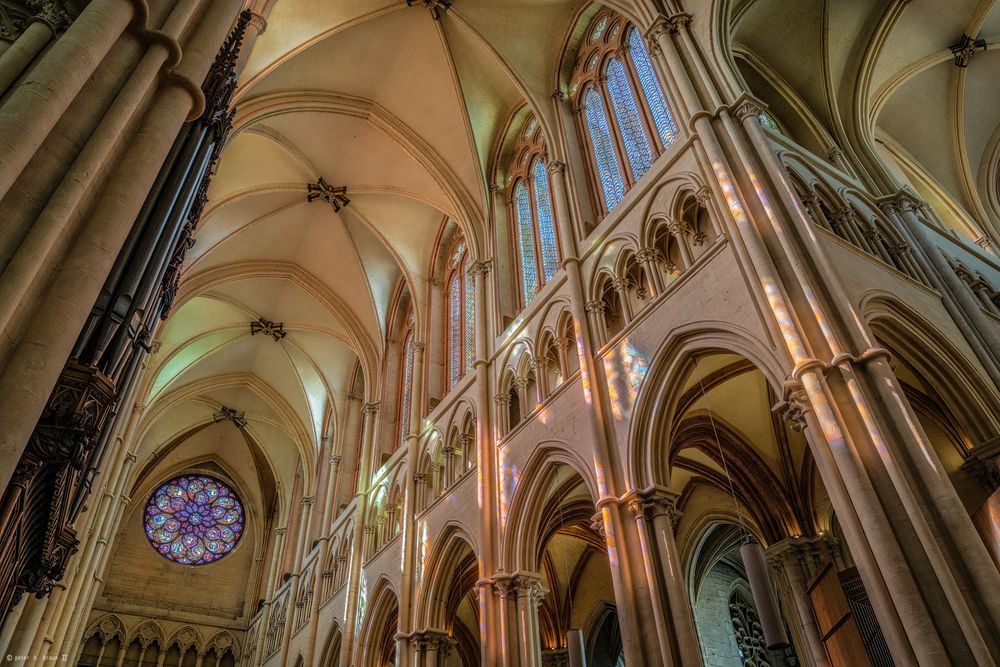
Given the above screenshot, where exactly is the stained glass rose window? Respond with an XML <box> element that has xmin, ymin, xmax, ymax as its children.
<box><xmin>144</xmin><ymin>475</ymin><xmax>244</xmax><ymax>565</ymax></box>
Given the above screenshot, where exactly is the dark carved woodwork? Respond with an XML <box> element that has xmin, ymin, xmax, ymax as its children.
<box><xmin>0</xmin><ymin>10</ymin><xmax>252</xmax><ymax>621</ymax></box>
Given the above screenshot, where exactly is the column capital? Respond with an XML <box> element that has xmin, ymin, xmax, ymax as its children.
<box><xmin>547</xmin><ymin>160</ymin><xmax>567</xmax><ymax>175</ymax></box>
<box><xmin>28</xmin><ymin>0</ymin><xmax>73</xmax><ymax>32</ymax></box>
<box><xmin>300</xmin><ymin>495</ymin><xmax>315</xmax><ymax>506</ymax></box>
<box><xmin>585</xmin><ymin>299</ymin><xmax>607</xmax><ymax>314</ymax></box>
<box><xmin>731</xmin><ymin>93</ymin><xmax>767</xmax><ymax>124</ymax></box>
<box><xmin>330</xmin><ymin>455</ymin><xmax>342</xmax><ymax>467</ymax></box>
<box><xmin>412</xmin><ymin>341</ymin><xmax>426</xmax><ymax>352</ymax></box>
<box><xmin>765</xmin><ymin>534</ymin><xmax>838</xmax><ymax>573</ymax></box>
<box><xmin>624</xmin><ymin>486</ymin><xmax>683</xmax><ymax>526</ymax></box>
<box><xmin>362</xmin><ymin>401</ymin><xmax>381</xmax><ymax>416</ymax></box>
<box><xmin>274</xmin><ymin>527</ymin><xmax>287</xmax><ymax>537</ymax></box>
<box><xmin>469</xmin><ymin>259</ymin><xmax>491</xmax><ymax>277</ymax></box>
<box><xmin>494</xmin><ymin>392</ymin><xmax>512</xmax><ymax>407</ymax></box>
<box><xmin>610</xmin><ymin>277</ymin><xmax>631</xmax><ymax>293</ymax></box>
<box><xmin>635</xmin><ymin>247</ymin><xmax>663</xmax><ymax>264</ymax></box>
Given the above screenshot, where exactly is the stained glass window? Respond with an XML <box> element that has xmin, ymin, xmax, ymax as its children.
<box><xmin>532</xmin><ymin>161</ymin><xmax>559</xmax><ymax>282</ymax></box>
<box><xmin>464</xmin><ymin>271</ymin><xmax>476</xmax><ymax>372</ymax></box>
<box><xmin>759</xmin><ymin>110</ymin><xmax>782</xmax><ymax>134</ymax></box>
<box><xmin>627</xmin><ymin>27</ymin><xmax>679</xmax><ymax>147</ymax></box>
<box><xmin>144</xmin><ymin>475</ymin><xmax>244</xmax><ymax>565</ymax></box>
<box><xmin>449</xmin><ymin>274</ymin><xmax>461</xmax><ymax>388</ymax></box>
<box><xmin>591</xmin><ymin>16</ymin><xmax>607</xmax><ymax>41</ymax></box>
<box><xmin>515</xmin><ymin>181</ymin><xmax>538</xmax><ymax>303</ymax></box>
<box><xmin>399</xmin><ymin>331</ymin><xmax>414</xmax><ymax>445</ymax></box>
<box><xmin>584</xmin><ymin>87</ymin><xmax>626</xmax><ymax>211</ymax></box>
<box><xmin>606</xmin><ymin>58</ymin><xmax>654</xmax><ymax>181</ymax></box>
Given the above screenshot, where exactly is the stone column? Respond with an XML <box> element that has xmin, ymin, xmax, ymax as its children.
<box><xmin>253</xmin><ymin>527</ymin><xmax>286</xmax><ymax>667</ymax></box>
<box><xmin>611</xmin><ymin>277</ymin><xmax>633</xmax><ymax>322</ymax></box>
<box><xmin>495</xmin><ymin>574</ymin><xmax>547</xmax><ymax>667</ymax></box>
<box><xmin>532</xmin><ymin>358</ymin><xmax>549</xmax><ymax>403</ymax></box>
<box><xmin>0</xmin><ymin>6</ymin><xmax>62</xmax><ymax>95</ymax></box>
<box><xmin>546</xmin><ymin>146</ymin><xmax>666</xmax><ymax>663</ymax></box>
<box><xmin>635</xmin><ymin>247</ymin><xmax>664</xmax><ymax>295</ymax></box>
<box><xmin>494</xmin><ymin>392</ymin><xmax>510</xmax><ymax>436</ymax></box>
<box><xmin>647</xmin><ymin>12</ymin><xmax>950</xmax><ymax>665</ymax></box>
<box><xmin>441</xmin><ymin>445</ymin><xmax>456</xmax><ymax>488</ymax></box>
<box><xmin>0</xmin><ymin>0</ymin><xmax>244</xmax><ymax>495</ymax></box>
<box><xmin>342</xmin><ymin>401</ymin><xmax>379</xmax><ymax>667</ymax></box>
<box><xmin>667</xmin><ymin>220</ymin><xmax>693</xmax><ymax>268</ymax></box>
<box><xmin>515</xmin><ymin>574</ymin><xmax>548</xmax><ymax>667</ymax></box>
<box><xmin>0</xmin><ymin>0</ymin><xmax>136</xmax><ymax>202</ymax></box>
<box><xmin>399</xmin><ymin>340</ymin><xmax>426</xmax><ymax>667</ymax></box>
<box><xmin>767</xmin><ymin>538</ymin><xmax>831</xmax><ymax>667</ymax></box>
<box><xmin>624</xmin><ymin>488</ymin><xmax>701</xmax><ymax>667</ymax></box>
<box><xmin>584</xmin><ymin>299</ymin><xmax>607</xmax><ymax>346</ymax></box>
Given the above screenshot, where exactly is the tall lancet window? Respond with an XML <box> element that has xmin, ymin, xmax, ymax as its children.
<box><xmin>398</xmin><ymin>309</ymin><xmax>415</xmax><ymax>447</ymax></box>
<box><xmin>507</xmin><ymin>115</ymin><xmax>562</xmax><ymax>310</ymax></box>
<box><xmin>446</xmin><ymin>239</ymin><xmax>476</xmax><ymax>389</ymax></box>
<box><xmin>627</xmin><ymin>27</ymin><xmax>679</xmax><ymax>147</ymax></box>
<box><xmin>569</xmin><ymin>11</ymin><xmax>681</xmax><ymax>216</ymax></box>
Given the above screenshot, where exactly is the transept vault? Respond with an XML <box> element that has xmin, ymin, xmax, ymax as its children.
<box><xmin>0</xmin><ymin>0</ymin><xmax>999</xmax><ymax>666</ymax></box>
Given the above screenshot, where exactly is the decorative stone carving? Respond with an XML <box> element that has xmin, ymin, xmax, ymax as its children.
<box><xmin>589</xmin><ymin>511</ymin><xmax>606</xmax><ymax>539</ymax></box>
<box><xmin>306</xmin><ymin>177</ymin><xmax>351</xmax><ymax>211</ymax></box>
<box><xmin>213</xmin><ymin>406</ymin><xmax>248</xmax><ymax>428</ymax></box>
<box><xmin>950</xmin><ymin>34</ymin><xmax>986</xmax><ymax>67</ymax></box>
<box><xmin>250</xmin><ymin>317</ymin><xmax>287</xmax><ymax>341</ymax></box>
<box><xmin>362</xmin><ymin>401</ymin><xmax>381</xmax><ymax>417</ymax></box>
<box><xmin>772</xmin><ymin>385</ymin><xmax>810</xmax><ymax>432</ymax></box>
<box><xmin>469</xmin><ymin>260</ymin><xmax>491</xmax><ymax>278</ymax></box>
<box><xmin>626</xmin><ymin>488</ymin><xmax>683</xmax><ymax>529</ymax></box>
<box><xmin>733</xmin><ymin>99</ymin><xmax>765</xmax><ymax>124</ymax></box>
<box><xmin>547</xmin><ymin>160</ymin><xmax>567</xmax><ymax>175</ymax></box>
<box><xmin>406</xmin><ymin>0</ymin><xmax>450</xmax><ymax>19</ymax></box>
<box><xmin>585</xmin><ymin>299</ymin><xmax>607</xmax><ymax>314</ymax></box>
<box><xmin>27</xmin><ymin>0</ymin><xmax>71</xmax><ymax>32</ymax></box>
<box><xmin>635</xmin><ymin>247</ymin><xmax>663</xmax><ymax>265</ymax></box>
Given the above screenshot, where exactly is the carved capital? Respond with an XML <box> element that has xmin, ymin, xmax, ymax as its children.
<box><xmin>585</xmin><ymin>299</ymin><xmax>607</xmax><ymax>314</ymax></box>
<box><xmin>625</xmin><ymin>488</ymin><xmax>682</xmax><ymax>528</ymax></box>
<box><xmin>733</xmin><ymin>99</ymin><xmax>765</xmax><ymax>123</ymax></box>
<box><xmin>635</xmin><ymin>247</ymin><xmax>663</xmax><ymax>264</ymax></box>
<box><xmin>493</xmin><ymin>392</ymin><xmax>512</xmax><ymax>407</ymax></box>
<box><xmin>547</xmin><ymin>160</ymin><xmax>567</xmax><ymax>175</ymax></box>
<box><xmin>469</xmin><ymin>260</ymin><xmax>491</xmax><ymax>278</ymax></box>
<box><xmin>362</xmin><ymin>401</ymin><xmax>381</xmax><ymax>417</ymax></box>
<box><xmin>28</xmin><ymin>0</ymin><xmax>72</xmax><ymax>31</ymax></box>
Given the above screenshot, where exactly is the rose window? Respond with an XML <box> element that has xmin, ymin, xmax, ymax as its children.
<box><xmin>144</xmin><ymin>474</ymin><xmax>244</xmax><ymax>565</ymax></box>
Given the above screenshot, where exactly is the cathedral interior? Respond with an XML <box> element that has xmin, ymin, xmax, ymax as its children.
<box><xmin>1</xmin><ymin>0</ymin><xmax>1000</xmax><ymax>666</ymax></box>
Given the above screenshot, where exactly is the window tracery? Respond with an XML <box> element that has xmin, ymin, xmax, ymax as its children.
<box><xmin>144</xmin><ymin>474</ymin><xmax>244</xmax><ymax>565</ymax></box>
<box><xmin>507</xmin><ymin>116</ymin><xmax>562</xmax><ymax>309</ymax></box>
<box><xmin>569</xmin><ymin>12</ymin><xmax>680</xmax><ymax>215</ymax></box>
